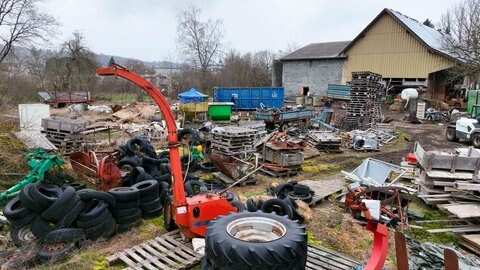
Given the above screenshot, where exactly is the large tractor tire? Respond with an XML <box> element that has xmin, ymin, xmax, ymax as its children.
<box><xmin>203</xmin><ymin>211</ymin><xmax>307</xmax><ymax>270</ymax></box>
<box><xmin>472</xmin><ymin>133</ymin><xmax>480</xmax><ymax>148</ymax></box>
<box><xmin>446</xmin><ymin>127</ymin><xmax>458</xmax><ymax>142</ymax></box>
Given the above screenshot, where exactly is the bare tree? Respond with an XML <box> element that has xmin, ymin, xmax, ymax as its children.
<box><xmin>177</xmin><ymin>5</ymin><xmax>224</xmax><ymax>90</ymax></box>
<box><xmin>0</xmin><ymin>0</ymin><xmax>57</xmax><ymax>63</ymax></box>
<box><xmin>25</xmin><ymin>47</ymin><xmax>47</xmax><ymax>88</ymax></box>
<box><xmin>45</xmin><ymin>32</ymin><xmax>99</xmax><ymax>92</ymax></box>
<box><xmin>440</xmin><ymin>0</ymin><xmax>480</xmax><ymax>86</ymax></box>
<box><xmin>124</xmin><ymin>59</ymin><xmax>155</xmax><ymax>75</ymax></box>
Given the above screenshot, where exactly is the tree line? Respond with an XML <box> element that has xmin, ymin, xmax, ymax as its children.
<box><xmin>1</xmin><ymin>0</ymin><xmax>479</xmax><ymax>105</ymax></box>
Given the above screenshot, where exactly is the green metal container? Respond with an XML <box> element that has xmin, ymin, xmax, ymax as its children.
<box><xmin>468</xmin><ymin>90</ymin><xmax>480</xmax><ymax>116</ymax></box>
<box><xmin>208</xmin><ymin>102</ymin><xmax>234</xmax><ymax>122</ymax></box>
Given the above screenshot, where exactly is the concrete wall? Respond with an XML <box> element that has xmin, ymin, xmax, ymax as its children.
<box><xmin>282</xmin><ymin>59</ymin><xmax>345</xmax><ymax>96</ymax></box>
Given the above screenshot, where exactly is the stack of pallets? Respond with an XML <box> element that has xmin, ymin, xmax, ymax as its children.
<box><xmin>306</xmin><ymin>131</ymin><xmax>342</xmax><ymax>153</ymax></box>
<box><xmin>413</xmin><ymin>142</ymin><xmax>480</xmax><ymax>206</ymax></box>
<box><xmin>238</xmin><ymin>120</ymin><xmax>267</xmax><ymax>141</ymax></box>
<box><xmin>210</xmin><ymin>126</ymin><xmax>256</xmax><ymax>156</ymax></box>
<box><xmin>345</xmin><ymin>71</ymin><xmax>384</xmax><ymax>130</ymax></box>
<box><xmin>41</xmin><ymin>117</ymin><xmax>87</xmax><ymax>155</ymax></box>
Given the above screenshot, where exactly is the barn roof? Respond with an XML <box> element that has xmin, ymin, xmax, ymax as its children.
<box><xmin>280</xmin><ymin>41</ymin><xmax>350</xmax><ymax>61</ymax></box>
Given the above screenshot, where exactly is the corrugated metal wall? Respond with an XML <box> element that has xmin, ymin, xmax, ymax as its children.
<box><xmin>344</xmin><ymin>14</ymin><xmax>455</xmax><ymax>82</ymax></box>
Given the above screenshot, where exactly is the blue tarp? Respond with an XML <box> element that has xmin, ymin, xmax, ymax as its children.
<box><xmin>178</xmin><ymin>88</ymin><xmax>208</xmax><ymax>103</ymax></box>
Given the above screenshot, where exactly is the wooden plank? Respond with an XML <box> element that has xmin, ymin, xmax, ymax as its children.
<box><xmin>427</xmin><ymin>226</ymin><xmax>480</xmax><ymax>233</ymax></box>
<box><xmin>131</xmin><ymin>246</ymin><xmax>169</xmax><ymax>270</ymax></box>
<box><xmin>139</xmin><ymin>243</ymin><xmax>177</xmax><ymax>269</ymax></box>
<box><xmin>443</xmin><ymin>204</ymin><xmax>480</xmax><ymax>218</ymax></box>
<box><xmin>117</xmin><ymin>252</ymin><xmax>143</xmax><ymax>270</ymax></box>
<box><xmin>299</xmin><ymin>179</ymin><xmax>345</xmax><ymax>205</ymax></box>
<box><xmin>454</xmin><ymin>181</ymin><xmax>480</xmax><ymax>191</ymax></box>
<box><xmin>124</xmin><ymin>249</ymin><xmax>156</xmax><ymax>270</ymax></box>
<box><xmin>460</xmin><ymin>234</ymin><xmax>480</xmax><ymax>255</ymax></box>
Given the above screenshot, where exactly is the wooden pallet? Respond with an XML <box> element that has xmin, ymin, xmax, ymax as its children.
<box><xmin>106</xmin><ymin>230</ymin><xmax>202</xmax><ymax>270</ymax></box>
<box><xmin>306</xmin><ymin>244</ymin><xmax>361</xmax><ymax>270</ymax></box>
<box><xmin>299</xmin><ymin>179</ymin><xmax>345</xmax><ymax>206</ymax></box>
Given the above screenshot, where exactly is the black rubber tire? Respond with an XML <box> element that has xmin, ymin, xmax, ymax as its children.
<box><xmin>132</xmin><ymin>180</ymin><xmax>159</xmax><ymax>198</ymax></box>
<box><xmin>142</xmin><ymin>206</ymin><xmax>163</xmax><ymax>219</ymax></box>
<box><xmin>112</xmin><ymin>207</ymin><xmax>138</xmax><ymax>218</ymax></box>
<box><xmin>287</xmin><ymin>192</ymin><xmax>313</xmax><ymax>204</ymax></box>
<box><xmin>103</xmin><ymin>218</ymin><xmax>117</xmax><ymax>239</ymax></box>
<box><xmin>3</xmin><ymin>196</ymin><xmax>32</xmax><ymax>220</ymax></box>
<box><xmin>246</xmin><ymin>198</ymin><xmax>257</xmax><ymax>212</ymax></box>
<box><xmin>31</xmin><ymin>216</ymin><xmax>55</xmax><ymax>239</ymax></box>
<box><xmin>204</xmin><ymin>211</ymin><xmax>307</xmax><ymax>270</ymax></box>
<box><xmin>142</xmin><ymin>162</ymin><xmax>159</xmax><ymax>177</ymax></box>
<box><xmin>199</xmin><ymin>162</ymin><xmax>217</xmax><ymax>172</ymax></box>
<box><xmin>181</xmin><ymin>155</ymin><xmax>198</xmax><ymax>172</ymax></box>
<box><xmin>85</xmin><ymin>214</ymin><xmax>115</xmax><ymax>240</ymax></box>
<box><xmin>283</xmin><ymin>198</ymin><xmax>304</xmax><ymax>223</ymax></box>
<box><xmin>125</xmin><ymin>138</ymin><xmax>146</xmax><ymax>156</ymax></box>
<box><xmin>8</xmin><ymin>211</ymin><xmax>37</xmax><ymax>229</ymax></box>
<box><xmin>115</xmin><ymin>209</ymin><xmax>142</xmax><ymax>224</ymax></box>
<box><xmin>159</xmin><ymin>182</ymin><xmax>170</xmax><ymax>206</ymax></box>
<box><xmin>157</xmin><ymin>173</ymin><xmax>171</xmax><ymax>185</ymax></box>
<box><xmin>229</xmin><ymin>201</ymin><xmax>246</xmax><ymax>212</ymax></box>
<box><xmin>202</xmin><ymin>256</ymin><xmax>214</xmax><ymax>270</ymax></box>
<box><xmin>139</xmin><ymin>192</ymin><xmax>159</xmax><ymax>202</ymax></box>
<box><xmin>108</xmin><ymin>187</ymin><xmax>140</xmax><ymax>202</ymax></box>
<box><xmin>42</xmin><ymin>228</ymin><xmax>86</xmax><ymax>244</ymax></box>
<box><xmin>261</xmin><ymin>199</ymin><xmax>293</xmax><ymax>219</ymax></box>
<box><xmin>184</xmin><ymin>180</ymin><xmax>206</xmax><ymax>196</ymax></box>
<box><xmin>178</xmin><ymin>128</ymin><xmax>199</xmax><ymax>146</ymax></box>
<box><xmin>117</xmin><ymin>219</ymin><xmax>142</xmax><ymax>234</ymax></box>
<box><xmin>55</xmin><ymin>200</ymin><xmax>86</xmax><ymax>229</ymax></box>
<box><xmin>10</xmin><ymin>224</ymin><xmax>37</xmax><ymax>247</ymax></box>
<box><xmin>256</xmin><ymin>199</ymin><xmax>265</xmax><ymax>210</ymax></box>
<box><xmin>140</xmin><ymin>197</ymin><xmax>161</xmax><ymax>212</ymax></box>
<box><xmin>163</xmin><ymin>196</ymin><xmax>178</xmax><ymax>231</ymax></box>
<box><xmin>203</xmin><ymin>180</ymin><xmax>225</xmax><ymax>191</ymax></box>
<box><xmin>293</xmin><ymin>184</ymin><xmax>310</xmax><ymax>195</ymax></box>
<box><xmin>41</xmin><ymin>186</ymin><xmax>77</xmax><ymax>221</ymax></box>
<box><xmin>76</xmin><ymin>209</ymin><xmax>110</xmax><ymax>229</ymax></box>
<box><xmin>19</xmin><ymin>184</ymin><xmax>43</xmax><ymax>213</ymax></box>
<box><xmin>29</xmin><ymin>183</ymin><xmax>62</xmax><ymax>211</ymax></box>
<box><xmin>446</xmin><ymin>127</ymin><xmax>458</xmax><ymax>142</ymax></box>
<box><xmin>37</xmin><ymin>241</ymin><xmax>76</xmax><ymax>263</ymax></box>
<box><xmin>116</xmin><ymin>145</ymin><xmax>128</xmax><ymax>158</ymax></box>
<box><xmin>158</xmin><ymin>151</ymin><xmax>169</xmax><ymax>159</ymax></box>
<box><xmin>76</xmin><ymin>189</ymin><xmax>116</xmax><ymax>207</ymax></box>
<box><xmin>274</xmin><ymin>183</ymin><xmax>295</xmax><ymax>199</ymax></box>
<box><xmin>64</xmin><ymin>182</ymin><xmax>86</xmax><ymax>191</ymax></box>
<box><xmin>122</xmin><ymin>166</ymin><xmax>146</xmax><ymax>187</ymax></box>
<box><xmin>473</xmin><ymin>133</ymin><xmax>480</xmax><ymax>148</ymax></box>
<box><xmin>118</xmin><ymin>156</ymin><xmax>142</xmax><ymax>174</ymax></box>
<box><xmin>114</xmin><ymin>200</ymin><xmax>140</xmax><ymax>209</ymax></box>
<box><xmin>56</xmin><ymin>172</ymin><xmax>75</xmax><ymax>183</ymax></box>
<box><xmin>44</xmin><ymin>171</ymin><xmax>64</xmax><ymax>186</ymax></box>
<box><xmin>77</xmin><ymin>200</ymin><xmax>109</xmax><ymax>221</ymax></box>
<box><xmin>159</xmin><ymin>163</ymin><xmax>171</xmax><ymax>175</ymax></box>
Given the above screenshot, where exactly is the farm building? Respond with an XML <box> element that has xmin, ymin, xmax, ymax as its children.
<box><xmin>276</xmin><ymin>8</ymin><xmax>460</xmax><ymax>100</ymax></box>
<box><xmin>278</xmin><ymin>41</ymin><xmax>350</xmax><ymax>97</ymax></box>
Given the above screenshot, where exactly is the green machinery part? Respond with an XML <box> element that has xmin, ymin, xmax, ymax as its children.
<box><xmin>0</xmin><ymin>148</ymin><xmax>63</xmax><ymax>202</ymax></box>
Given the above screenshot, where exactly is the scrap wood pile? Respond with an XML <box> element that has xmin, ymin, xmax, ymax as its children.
<box><xmin>411</xmin><ymin>142</ymin><xmax>480</xmax><ymax>254</ymax></box>
<box><xmin>261</xmin><ymin>132</ymin><xmax>306</xmax><ymax>177</ymax></box>
<box><xmin>210</xmin><ymin>126</ymin><xmax>256</xmax><ymax>156</ymax></box>
<box><xmin>306</xmin><ymin>131</ymin><xmax>342</xmax><ymax>153</ymax></box>
<box><xmin>345</xmin><ymin>71</ymin><xmax>384</xmax><ymax>130</ymax></box>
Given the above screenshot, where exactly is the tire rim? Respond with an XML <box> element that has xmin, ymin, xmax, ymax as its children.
<box><xmin>17</xmin><ymin>226</ymin><xmax>36</xmax><ymax>243</ymax></box>
<box><xmin>226</xmin><ymin>217</ymin><xmax>286</xmax><ymax>242</ymax></box>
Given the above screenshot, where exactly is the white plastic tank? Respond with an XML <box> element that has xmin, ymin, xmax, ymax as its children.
<box><xmin>400</xmin><ymin>88</ymin><xmax>419</xmax><ymax>100</ymax></box>
<box><xmin>18</xmin><ymin>104</ymin><xmax>50</xmax><ymax>132</ymax></box>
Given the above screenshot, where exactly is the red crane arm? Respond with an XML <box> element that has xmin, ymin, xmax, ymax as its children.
<box><xmin>96</xmin><ymin>64</ymin><xmax>187</xmax><ymax>206</ymax></box>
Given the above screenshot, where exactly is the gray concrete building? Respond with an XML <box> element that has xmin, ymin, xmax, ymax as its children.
<box><xmin>276</xmin><ymin>41</ymin><xmax>350</xmax><ymax>97</ymax></box>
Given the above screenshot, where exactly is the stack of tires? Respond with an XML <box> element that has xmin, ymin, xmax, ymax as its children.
<box><xmin>132</xmin><ymin>180</ymin><xmax>162</xmax><ymax>219</ymax></box>
<box><xmin>76</xmin><ymin>189</ymin><xmax>117</xmax><ymax>240</ymax></box>
<box><xmin>108</xmin><ymin>187</ymin><xmax>142</xmax><ymax>233</ymax></box>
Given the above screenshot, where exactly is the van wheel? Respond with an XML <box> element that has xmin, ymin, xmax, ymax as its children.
<box><xmin>472</xmin><ymin>133</ymin><xmax>480</xmax><ymax>148</ymax></box>
<box><xmin>446</xmin><ymin>127</ymin><xmax>458</xmax><ymax>142</ymax></box>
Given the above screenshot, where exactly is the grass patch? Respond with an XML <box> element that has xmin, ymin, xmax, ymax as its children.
<box><xmin>242</xmin><ymin>190</ymin><xmax>267</xmax><ymax>198</ymax></box>
<box><xmin>95</xmin><ymin>93</ymin><xmax>151</xmax><ymax>103</ymax></box>
<box><xmin>302</xmin><ymin>163</ymin><xmax>341</xmax><ymax>174</ymax></box>
<box><xmin>306</xmin><ymin>231</ymin><xmax>323</xmax><ymax>246</ymax></box>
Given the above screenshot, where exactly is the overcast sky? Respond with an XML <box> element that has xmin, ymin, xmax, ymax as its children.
<box><xmin>40</xmin><ymin>0</ymin><xmax>462</xmax><ymax>62</ymax></box>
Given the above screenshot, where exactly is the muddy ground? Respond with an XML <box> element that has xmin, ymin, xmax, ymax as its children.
<box><xmin>0</xmin><ymin>102</ymin><xmax>469</xmax><ymax>269</ymax></box>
